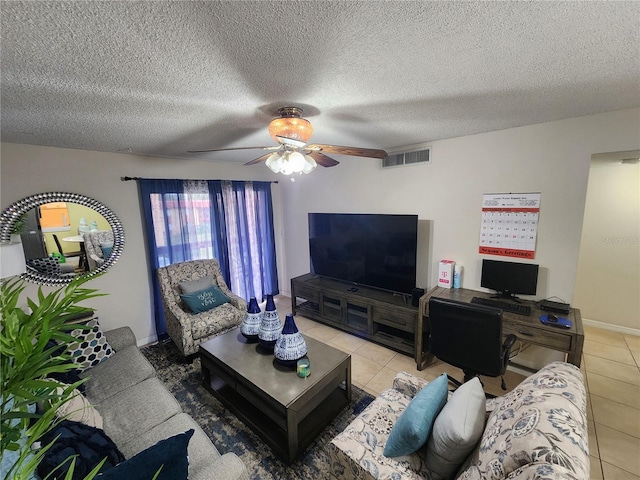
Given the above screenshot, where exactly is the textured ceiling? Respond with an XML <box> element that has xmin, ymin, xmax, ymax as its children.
<box><xmin>1</xmin><ymin>1</ymin><xmax>639</xmax><ymax>164</ymax></box>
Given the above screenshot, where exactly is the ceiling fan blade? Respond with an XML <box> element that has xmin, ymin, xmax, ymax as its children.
<box><xmin>188</xmin><ymin>146</ymin><xmax>277</xmax><ymax>153</ymax></box>
<box><xmin>244</xmin><ymin>152</ymin><xmax>274</xmax><ymax>166</ymax></box>
<box><xmin>307</xmin><ymin>144</ymin><xmax>387</xmax><ymax>159</ymax></box>
<box><xmin>308</xmin><ymin>152</ymin><xmax>340</xmax><ymax>168</ymax></box>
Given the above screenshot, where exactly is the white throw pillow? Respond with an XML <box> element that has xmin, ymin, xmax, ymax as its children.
<box><xmin>425</xmin><ymin>377</ymin><xmax>486</xmax><ymax>480</ymax></box>
<box><xmin>54</xmin><ymin>385</ymin><xmax>103</xmax><ymax>429</ymax></box>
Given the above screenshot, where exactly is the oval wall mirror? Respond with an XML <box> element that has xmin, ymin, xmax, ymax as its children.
<box><xmin>0</xmin><ymin>192</ymin><xmax>125</xmax><ymax>286</ymax></box>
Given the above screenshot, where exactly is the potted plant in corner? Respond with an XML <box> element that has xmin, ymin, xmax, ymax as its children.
<box><xmin>0</xmin><ymin>275</ymin><xmax>107</xmax><ymax>480</ymax></box>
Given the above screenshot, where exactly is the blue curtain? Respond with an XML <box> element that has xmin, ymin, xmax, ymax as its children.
<box><xmin>137</xmin><ymin>178</ymin><xmax>279</xmax><ymax>338</ymax></box>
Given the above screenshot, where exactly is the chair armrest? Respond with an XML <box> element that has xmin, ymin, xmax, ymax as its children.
<box><xmin>104</xmin><ymin>326</ymin><xmax>137</xmax><ymax>351</ymax></box>
<box><xmin>503</xmin><ymin>333</ymin><xmax>517</xmax><ymax>350</ymax></box>
<box><xmin>392</xmin><ymin>371</ymin><xmax>429</xmax><ymax>398</ymax></box>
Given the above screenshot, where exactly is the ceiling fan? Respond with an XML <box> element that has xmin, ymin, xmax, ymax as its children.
<box><xmin>188</xmin><ymin>107</ymin><xmax>388</xmax><ymax>176</ymax></box>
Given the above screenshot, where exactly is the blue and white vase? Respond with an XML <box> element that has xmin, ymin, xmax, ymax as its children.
<box><xmin>258</xmin><ymin>294</ymin><xmax>281</xmax><ymax>352</ymax></box>
<box><xmin>274</xmin><ymin>314</ymin><xmax>308</xmax><ymax>367</ymax></box>
<box><xmin>240</xmin><ymin>297</ymin><xmax>262</xmax><ymax>343</ymax></box>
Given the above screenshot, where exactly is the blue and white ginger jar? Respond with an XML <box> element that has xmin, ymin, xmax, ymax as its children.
<box><xmin>258</xmin><ymin>294</ymin><xmax>281</xmax><ymax>352</ymax></box>
<box><xmin>274</xmin><ymin>314</ymin><xmax>308</xmax><ymax>367</ymax></box>
<box><xmin>240</xmin><ymin>297</ymin><xmax>262</xmax><ymax>343</ymax></box>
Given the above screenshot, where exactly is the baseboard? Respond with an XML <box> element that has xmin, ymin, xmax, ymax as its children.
<box><xmin>582</xmin><ymin>318</ymin><xmax>640</xmax><ymax>337</ymax></box>
<box><xmin>137</xmin><ymin>335</ymin><xmax>158</xmax><ymax>347</ymax></box>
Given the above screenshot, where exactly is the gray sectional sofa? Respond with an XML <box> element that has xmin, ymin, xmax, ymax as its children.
<box><xmin>79</xmin><ymin>326</ymin><xmax>249</xmax><ymax>480</ymax></box>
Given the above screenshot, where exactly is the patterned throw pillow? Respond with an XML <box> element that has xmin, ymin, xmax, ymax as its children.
<box><xmin>26</xmin><ymin>257</ymin><xmax>61</xmax><ymax>275</ymax></box>
<box><xmin>66</xmin><ymin>318</ymin><xmax>114</xmax><ymax>373</ymax></box>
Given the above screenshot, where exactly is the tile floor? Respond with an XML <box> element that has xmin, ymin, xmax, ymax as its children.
<box><xmin>277</xmin><ymin>297</ymin><xmax>640</xmax><ymax>480</ymax></box>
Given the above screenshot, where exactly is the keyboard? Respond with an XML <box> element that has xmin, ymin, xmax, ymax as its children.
<box><xmin>471</xmin><ymin>297</ymin><xmax>532</xmax><ymax>316</ymax></box>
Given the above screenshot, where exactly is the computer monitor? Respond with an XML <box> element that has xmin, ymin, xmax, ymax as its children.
<box><xmin>480</xmin><ymin>259</ymin><xmax>539</xmax><ymax>300</ymax></box>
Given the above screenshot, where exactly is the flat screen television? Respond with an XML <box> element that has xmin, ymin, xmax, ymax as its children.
<box><xmin>480</xmin><ymin>259</ymin><xmax>539</xmax><ymax>300</ymax></box>
<box><xmin>308</xmin><ymin>213</ymin><xmax>418</xmax><ymax>295</ymax></box>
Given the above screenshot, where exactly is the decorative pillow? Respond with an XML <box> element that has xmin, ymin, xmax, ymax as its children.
<box><xmin>425</xmin><ymin>377</ymin><xmax>486</xmax><ymax>479</ymax></box>
<box><xmin>37</xmin><ymin>420</ymin><xmax>125</xmax><ymax>480</ymax></box>
<box><xmin>54</xmin><ymin>385</ymin><xmax>103</xmax><ymax>429</ymax></box>
<box><xmin>66</xmin><ymin>318</ymin><xmax>114</xmax><ymax>373</ymax></box>
<box><xmin>26</xmin><ymin>257</ymin><xmax>61</xmax><ymax>275</ymax></box>
<box><xmin>383</xmin><ymin>373</ymin><xmax>448</xmax><ymax>457</ymax></box>
<box><xmin>179</xmin><ymin>276</ymin><xmax>214</xmax><ymax>294</ymax></box>
<box><xmin>180</xmin><ymin>285</ymin><xmax>230</xmax><ymax>313</ymax></box>
<box><xmin>97</xmin><ymin>429</ymin><xmax>194</xmax><ymax>480</ymax></box>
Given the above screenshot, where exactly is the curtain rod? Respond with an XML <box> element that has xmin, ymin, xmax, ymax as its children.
<box><xmin>121</xmin><ymin>176</ymin><xmax>278</xmax><ymax>184</ymax></box>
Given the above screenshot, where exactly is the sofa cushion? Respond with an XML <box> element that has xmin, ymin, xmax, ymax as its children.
<box><xmin>98</xmin><ymin>429</ymin><xmax>193</xmax><ymax>480</ymax></box>
<box><xmin>180</xmin><ymin>285</ymin><xmax>230</xmax><ymax>313</ymax></box>
<box><xmin>80</xmin><ymin>345</ymin><xmax>155</xmax><ymax>403</ymax></box>
<box><xmin>383</xmin><ymin>373</ymin><xmax>448</xmax><ymax>457</ymax></box>
<box><xmin>66</xmin><ymin>318</ymin><xmax>114</xmax><ymax>373</ymax></box>
<box><xmin>96</xmin><ymin>377</ymin><xmax>182</xmax><ymax>447</ymax></box>
<box><xmin>120</xmin><ymin>413</ymin><xmax>220</xmax><ymax>471</ymax></box>
<box><xmin>190</xmin><ymin>302</ymin><xmax>245</xmax><ymax>341</ymax></box>
<box><xmin>456</xmin><ymin>362</ymin><xmax>589</xmax><ymax>480</ymax></box>
<box><xmin>425</xmin><ymin>377</ymin><xmax>486</xmax><ymax>479</ymax></box>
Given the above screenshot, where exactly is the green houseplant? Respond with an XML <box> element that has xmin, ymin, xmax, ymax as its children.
<box><xmin>1</xmin><ymin>275</ymin><xmax>107</xmax><ymax>480</ymax></box>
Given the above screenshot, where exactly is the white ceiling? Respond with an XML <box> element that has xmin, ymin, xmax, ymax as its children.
<box><xmin>1</xmin><ymin>1</ymin><xmax>639</xmax><ymax>165</ymax></box>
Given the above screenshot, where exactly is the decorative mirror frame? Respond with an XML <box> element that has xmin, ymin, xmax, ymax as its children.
<box><xmin>0</xmin><ymin>192</ymin><xmax>125</xmax><ymax>286</ymax></box>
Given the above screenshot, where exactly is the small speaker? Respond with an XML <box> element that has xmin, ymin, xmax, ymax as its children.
<box><xmin>411</xmin><ymin>288</ymin><xmax>425</xmax><ymax>307</ymax></box>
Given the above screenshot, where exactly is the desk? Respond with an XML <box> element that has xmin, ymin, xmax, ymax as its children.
<box><xmin>417</xmin><ymin>286</ymin><xmax>584</xmax><ymax>370</ymax></box>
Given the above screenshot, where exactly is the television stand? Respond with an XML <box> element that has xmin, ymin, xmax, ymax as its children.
<box><xmin>291</xmin><ymin>274</ymin><xmax>420</xmax><ymax>362</ymax></box>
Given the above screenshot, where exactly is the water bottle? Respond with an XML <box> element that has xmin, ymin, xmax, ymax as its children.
<box><xmin>453</xmin><ymin>264</ymin><xmax>462</xmax><ymax>288</ymax></box>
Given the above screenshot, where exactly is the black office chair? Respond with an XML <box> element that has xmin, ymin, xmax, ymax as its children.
<box><xmin>52</xmin><ymin>234</ymin><xmax>86</xmax><ymax>270</ymax></box>
<box><xmin>428</xmin><ymin>297</ymin><xmax>517</xmax><ymax>392</ymax></box>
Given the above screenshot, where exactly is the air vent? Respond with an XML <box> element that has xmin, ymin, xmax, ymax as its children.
<box><xmin>383</xmin><ymin>146</ymin><xmax>431</xmax><ymax>168</ymax></box>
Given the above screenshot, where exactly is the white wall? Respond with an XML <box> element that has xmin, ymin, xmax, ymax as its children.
<box><xmin>2</xmin><ymin>107</ymin><xmax>639</xmax><ymax>349</ymax></box>
<box><xmin>0</xmin><ymin>144</ymin><xmax>283</xmax><ymax>344</ymax></box>
<box><xmin>574</xmin><ymin>160</ymin><xmax>640</xmax><ymax>331</ymax></box>
<box><xmin>281</xmin><ymin>109</ymin><xmax>640</xmax><ymax>304</ymax></box>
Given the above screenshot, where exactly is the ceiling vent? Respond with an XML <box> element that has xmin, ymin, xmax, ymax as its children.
<box><xmin>382</xmin><ymin>145</ymin><xmax>431</xmax><ymax>168</ymax></box>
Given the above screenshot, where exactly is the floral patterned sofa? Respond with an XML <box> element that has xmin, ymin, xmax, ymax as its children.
<box><xmin>329</xmin><ymin>361</ymin><xmax>589</xmax><ymax>480</ymax></box>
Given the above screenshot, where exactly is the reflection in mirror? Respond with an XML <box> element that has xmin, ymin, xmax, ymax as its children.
<box><xmin>0</xmin><ymin>192</ymin><xmax>124</xmax><ymax>286</ymax></box>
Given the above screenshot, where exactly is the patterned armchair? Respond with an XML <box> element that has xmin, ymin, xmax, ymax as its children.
<box><xmin>157</xmin><ymin>259</ymin><xmax>247</xmax><ymax>357</ymax></box>
<box><xmin>82</xmin><ymin>231</ymin><xmax>114</xmax><ymax>271</ymax></box>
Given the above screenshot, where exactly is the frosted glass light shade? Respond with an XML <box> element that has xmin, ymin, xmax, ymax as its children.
<box><xmin>0</xmin><ymin>242</ymin><xmax>26</xmax><ymax>280</ymax></box>
<box><xmin>288</xmin><ymin>152</ymin><xmax>306</xmax><ymax>172</ymax></box>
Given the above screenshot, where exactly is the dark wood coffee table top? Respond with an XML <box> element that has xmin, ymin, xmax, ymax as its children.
<box><xmin>199</xmin><ymin>328</ymin><xmax>352</xmax><ymax>463</ymax></box>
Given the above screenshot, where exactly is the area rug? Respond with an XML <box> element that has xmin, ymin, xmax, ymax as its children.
<box><xmin>141</xmin><ymin>340</ymin><xmax>374</xmax><ymax>479</ymax></box>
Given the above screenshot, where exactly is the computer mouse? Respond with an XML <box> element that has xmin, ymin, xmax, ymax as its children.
<box><xmin>547</xmin><ymin>314</ymin><xmax>558</xmax><ymax>323</ymax></box>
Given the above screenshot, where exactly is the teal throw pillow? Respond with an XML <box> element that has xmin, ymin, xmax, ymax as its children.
<box><xmin>98</xmin><ymin>429</ymin><xmax>193</xmax><ymax>480</ymax></box>
<box><xmin>180</xmin><ymin>285</ymin><xmax>230</xmax><ymax>313</ymax></box>
<box><xmin>100</xmin><ymin>244</ymin><xmax>113</xmax><ymax>259</ymax></box>
<box><xmin>383</xmin><ymin>373</ymin><xmax>448</xmax><ymax>457</ymax></box>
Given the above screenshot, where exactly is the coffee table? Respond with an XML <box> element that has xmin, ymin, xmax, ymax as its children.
<box><xmin>199</xmin><ymin>328</ymin><xmax>352</xmax><ymax>464</ymax></box>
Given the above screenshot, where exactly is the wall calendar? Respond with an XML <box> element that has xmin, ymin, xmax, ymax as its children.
<box><xmin>479</xmin><ymin>192</ymin><xmax>541</xmax><ymax>259</ymax></box>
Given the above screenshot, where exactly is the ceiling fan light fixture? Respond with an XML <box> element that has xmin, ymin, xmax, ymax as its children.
<box><xmin>302</xmin><ymin>155</ymin><xmax>317</xmax><ymax>174</ymax></box>
<box><xmin>266</xmin><ymin>152</ymin><xmax>283</xmax><ymax>173</ymax></box>
<box><xmin>268</xmin><ymin>107</ymin><xmax>314</xmax><ymax>143</ymax></box>
<box><xmin>288</xmin><ymin>151</ymin><xmax>306</xmax><ymax>172</ymax></box>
